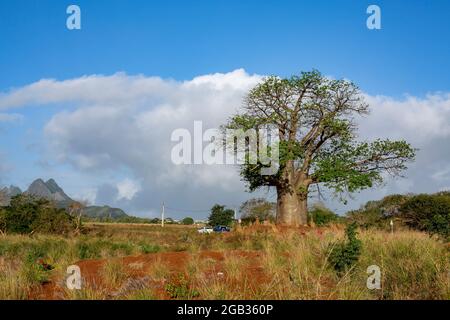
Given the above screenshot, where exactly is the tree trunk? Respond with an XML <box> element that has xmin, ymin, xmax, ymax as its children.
<box><xmin>276</xmin><ymin>188</ymin><xmax>308</xmax><ymax>226</ymax></box>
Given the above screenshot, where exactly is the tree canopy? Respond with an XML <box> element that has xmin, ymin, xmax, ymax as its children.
<box><xmin>208</xmin><ymin>204</ymin><xmax>234</xmax><ymax>226</ymax></box>
<box><xmin>225</xmin><ymin>70</ymin><xmax>416</xmax><ymax>225</ymax></box>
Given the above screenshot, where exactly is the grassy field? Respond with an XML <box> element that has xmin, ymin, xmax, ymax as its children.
<box><xmin>0</xmin><ymin>222</ymin><xmax>448</xmax><ymax>300</ymax></box>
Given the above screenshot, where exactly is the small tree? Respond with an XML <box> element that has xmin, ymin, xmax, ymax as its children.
<box><xmin>329</xmin><ymin>223</ymin><xmax>362</xmax><ymax>274</ymax></box>
<box><xmin>239</xmin><ymin>198</ymin><xmax>275</xmax><ymax>223</ymax></box>
<box><xmin>68</xmin><ymin>201</ymin><xmax>87</xmax><ymax>235</ymax></box>
<box><xmin>208</xmin><ymin>204</ymin><xmax>234</xmax><ymax>226</ymax></box>
<box><xmin>181</xmin><ymin>217</ymin><xmax>194</xmax><ymax>225</ymax></box>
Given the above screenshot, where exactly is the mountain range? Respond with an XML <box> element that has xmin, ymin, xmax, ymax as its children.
<box><xmin>0</xmin><ymin>179</ymin><xmax>129</xmax><ymax>220</ymax></box>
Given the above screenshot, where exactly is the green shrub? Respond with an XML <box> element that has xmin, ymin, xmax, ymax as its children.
<box><xmin>31</xmin><ymin>207</ymin><xmax>74</xmax><ymax>234</ymax></box>
<box><xmin>329</xmin><ymin>223</ymin><xmax>362</xmax><ymax>274</ymax></box>
<box><xmin>346</xmin><ymin>208</ymin><xmax>385</xmax><ymax>229</ymax></box>
<box><xmin>77</xmin><ymin>241</ymin><xmax>102</xmax><ymax>259</ymax></box>
<box><xmin>308</xmin><ymin>203</ymin><xmax>339</xmax><ymax>226</ymax></box>
<box><xmin>0</xmin><ymin>208</ymin><xmax>6</xmax><ymax>234</ymax></box>
<box><xmin>181</xmin><ymin>217</ymin><xmax>194</xmax><ymax>225</ymax></box>
<box><xmin>399</xmin><ymin>194</ymin><xmax>450</xmax><ymax>240</ymax></box>
<box><xmin>345</xmin><ymin>194</ymin><xmax>409</xmax><ymax>229</ymax></box>
<box><xmin>140</xmin><ymin>243</ymin><xmax>161</xmax><ymax>254</ymax></box>
<box><xmin>1</xmin><ymin>194</ymin><xmax>74</xmax><ymax>235</ymax></box>
<box><xmin>165</xmin><ymin>274</ymin><xmax>199</xmax><ymax>299</ymax></box>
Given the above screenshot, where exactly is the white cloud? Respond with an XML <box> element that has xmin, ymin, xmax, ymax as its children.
<box><xmin>0</xmin><ymin>69</ymin><xmax>262</xmax><ymax>215</ymax></box>
<box><xmin>360</xmin><ymin>94</ymin><xmax>450</xmax><ymax>142</ymax></box>
<box><xmin>0</xmin><ymin>113</ymin><xmax>23</xmax><ymax>122</ymax></box>
<box><xmin>1</xmin><ymin>70</ymin><xmax>450</xmax><ymax>215</ymax></box>
<box><xmin>72</xmin><ymin>187</ymin><xmax>98</xmax><ymax>205</ymax></box>
<box><xmin>116</xmin><ymin>178</ymin><xmax>141</xmax><ymax>201</ymax></box>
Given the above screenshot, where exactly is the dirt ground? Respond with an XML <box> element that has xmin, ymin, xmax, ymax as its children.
<box><xmin>31</xmin><ymin>250</ymin><xmax>268</xmax><ymax>300</ymax></box>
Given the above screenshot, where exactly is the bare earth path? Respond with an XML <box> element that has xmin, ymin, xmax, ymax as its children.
<box><xmin>31</xmin><ymin>250</ymin><xmax>268</xmax><ymax>300</ymax></box>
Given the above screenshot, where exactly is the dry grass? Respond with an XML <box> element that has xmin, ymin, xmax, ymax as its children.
<box><xmin>0</xmin><ymin>223</ymin><xmax>448</xmax><ymax>300</ymax></box>
<box><xmin>101</xmin><ymin>260</ymin><xmax>129</xmax><ymax>288</ymax></box>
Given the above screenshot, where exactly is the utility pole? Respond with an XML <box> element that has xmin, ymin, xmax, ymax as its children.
<box><xmin>161</xmin><ymin>202</ymin><xmax>165</xmax><ymax>228</ymax></box>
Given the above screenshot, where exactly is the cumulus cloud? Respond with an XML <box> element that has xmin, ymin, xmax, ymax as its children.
<box><xmin>0</xmin><ymin>70</ymin><xmax>449</xmax><ymax>216</ymax></box>
<box><xmin>0</xmin><ymin>69</ymin><xmax>262</xmax><ymax>216</ymax></box>
<box><xmin>71</xmin><ymin>187</ymin><xmax>98</xmax><ymax>205</ymax></box>
<box><xmin>116</xmin><ymin>178</ymin><xmax>141</xmax><ymax>201</ymax></box>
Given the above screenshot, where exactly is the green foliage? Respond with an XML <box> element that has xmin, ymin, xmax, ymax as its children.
<box><xmin>20</xmin><ymin>247</ymin><xmax>52</xmax><ymax>285</ymax></box>
<box><xmin>181</xmin><ymin>217</ymin><xmax>194</xmax><ymax>225</ymax></box>
<box><xmin>239</xmin><ymin>198</ymin><xmax>275</xmax><ymax>224</ymax></box>
<box><xmin>347</xmin><ymin>192</ymin><xmax>450</xmax><ymax>240</ymax></box>
<box><xmin>1</xmin><ymin>194</ymin><xmax>74</xmax><ymax>234</ymax></box>
<box><xmin>224</xmin><ymin>70</ymin><xmax>416</xmax><ymax>210</ymax></box>
<box><xmin>165</xmin><ymin>274</ymin><xmax>199</xmax><ymax>299</ymax></box>
<box><xmin>140</xmin><ymin>243</ymin><xmax>161</xmax><ymax>254</ymax></box>
<box><xmin>208</xmin><ymin>204</ymin><xmax>234</xmax><ymax>226</ymax></box>
<box><xmin>150</xmin><ymin>218</ymin><xmax>161</xmax><ymax>224</ymax></box>
<box><xmin>308</xmin><ymin>203</ymin><xmax>339</xmax><ymax>226</ymax></box>
<box><xmin>346</xmin><ymin>208</ymin><xmax>385</xmax><ymax>229</ymax></box>
<box><xmin>0</xmin><ymin>208</ymin><xmax>6</xmax><ymax>233</ymax></box>
<box><xmin>346</xmin><ymin>194</ymin><xmax>409</xmax><ymax>229</ymax></box>
<box><xmin>76</xmin><ymin>241</ymin><xmax>101</xmax><ymax>259</ymax></box>
<box><xmin>31</xmin><ymin>206</ymin><xmax>74</xmax><ymax>234</ymax></box>
<box><xmin>328</xmin><ymin>223</ymin><xmax>362</xmax><ymax>274</ymax></box>
<box><xmin>399</xmin><ymin>194</ymin><xmax>450</xmax><ymax>240</ymax></box>
<box><xmin>314</xmin><ymin>139</ymin><xmax>416</xmax><ymax>195</ymax></box>
<box><xmin>81</xmin><ymin>205</ymin><xmax>128</xmax><ymax>220</ymax></box>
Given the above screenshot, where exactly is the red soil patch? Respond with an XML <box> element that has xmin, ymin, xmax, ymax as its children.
<box><xmin>30</xmin><ymin>250</ymin><xmax>267</xmax><ymax>300</ymax></box>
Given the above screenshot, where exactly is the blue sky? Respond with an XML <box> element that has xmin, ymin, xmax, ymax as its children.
<box><xmin>1</xmin><ymin>1</ymin><xmax>450</xmax><ymax>218</ymax></box>
<box><xmin>1</xmin><ymin>0</ymin><xmax>450</xmax><ymax>94</ymax></box>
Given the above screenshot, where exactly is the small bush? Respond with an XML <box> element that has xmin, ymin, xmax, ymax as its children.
<box><xmin>181</xmin><ymin>217</ymin><xmax>194</xmax><ymax>225</ymax></box>
<box><xmin>165</xmin><ymin>274</ymin><xmax>199</xmax><ymax>299</ymax></box>
<box><xmin>328</xmin><ymin>223</ymin><xmax>362</xmax><ymax>274</ymax></box>
<box><xmin>77</xmin><ymin>241</ymin><xmax>102</xmax><ymax>259</ymax></box>
<box><xmin>308</xmin><ymin>203</ymin><xmax>339</xmax><ymax>226</ymax></box>
<box><xmin>140</xmin><ymin>243</ymin><xmax>161</xmax><ymax>254</ymax></box>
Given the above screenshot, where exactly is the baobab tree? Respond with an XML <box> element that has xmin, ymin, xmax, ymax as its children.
<box><xmin>225</xmin><ymin>70</ymin><xmax>415</xmax><ymax>226</ymax></box>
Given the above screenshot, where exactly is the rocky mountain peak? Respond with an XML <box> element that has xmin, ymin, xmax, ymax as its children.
<box><xmin>26</xmin><ymin>178</ymin><xmax>74</xmax><ymax>205</ymax></box>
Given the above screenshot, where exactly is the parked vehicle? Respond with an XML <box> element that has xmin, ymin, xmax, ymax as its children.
<box><xmin>197</xmin><ymin>226</ymin><xmax>214</xmax><ymax>234</ymax></box>
<box><xmin>213</xmin><ymin>225</ymin><xmax>231</xmax><ymax>233</ymax></box>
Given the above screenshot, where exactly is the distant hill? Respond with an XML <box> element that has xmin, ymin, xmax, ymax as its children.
<box><xmin>82</xmin><ymin>205</ymin><xmax>128</xmax><ymax>219</ymax></box>
<box><xmin>1</xmin><ymin>178</ymin><xmax>131</xmax><ymax>220</ymax></box>
<box><xmin>0</xmin><ymin>185</ymin><xmax>22</xmax><ymax>206</ymax></box>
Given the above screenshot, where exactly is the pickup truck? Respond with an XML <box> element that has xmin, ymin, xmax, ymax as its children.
<box><xmin>213</xmin><ymin>225</ymin><xmax>231</xmax><ymax>233</ymax></box>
